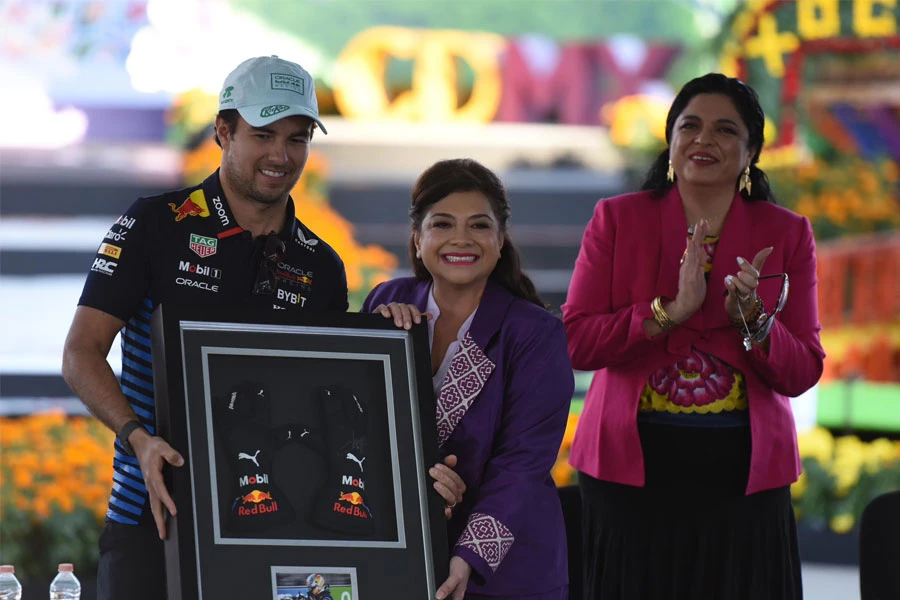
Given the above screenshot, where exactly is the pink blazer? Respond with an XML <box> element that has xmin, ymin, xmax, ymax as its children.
<box><xmin>563</xmin><ymin>187</ymin><xmax>825</xmax><ymax>494</ymax></box>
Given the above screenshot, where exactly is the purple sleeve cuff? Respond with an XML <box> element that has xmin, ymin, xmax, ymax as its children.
<box><xmin>453</xmin><ymin>511</ymin><xmax>515</xmax><ymax>578</ymax></box>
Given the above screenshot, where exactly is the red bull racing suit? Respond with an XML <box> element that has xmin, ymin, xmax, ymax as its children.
<box><xmin>79</xmin><ymin>170</ymin><xmax>348</xmax><ymax>598</ymax></box>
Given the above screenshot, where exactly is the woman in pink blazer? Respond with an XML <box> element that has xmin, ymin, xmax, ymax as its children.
<box><xmin>563</xmin><ymin>73</ymin><xmax>825</xmax><ymax>599</ymax></box>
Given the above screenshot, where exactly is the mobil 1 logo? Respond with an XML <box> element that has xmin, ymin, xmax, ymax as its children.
<box><xmin>178</xmin><ymin>261</ymin><xmax>222</xmax><ymax>279</ymax></box>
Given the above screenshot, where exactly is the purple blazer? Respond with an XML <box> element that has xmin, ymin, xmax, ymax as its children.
<box><xmin>363</xmin><ymin>278</ymin><xmax>574</xmax><ymax>597</ymax></box>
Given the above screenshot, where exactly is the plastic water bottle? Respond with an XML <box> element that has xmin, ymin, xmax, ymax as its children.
<box><xmin>0</xmin><ymin>565</ymin><xmax>22</xmax><ymax>600</ymax></box>
<box><xmin>48</xmin><ymin>564</ymin><xmax>80</xmax><ymax>600</ymax></box>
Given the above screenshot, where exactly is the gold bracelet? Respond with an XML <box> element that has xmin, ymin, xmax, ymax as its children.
<box><xmin>729</xmin><ymin>296</ymin><xmax>764</xmax><ymax>330</ymax></box>
<box><xmin>651</xmin><ymin>296</ymin><xmax>676</xmax><ymax>331</ymax></box>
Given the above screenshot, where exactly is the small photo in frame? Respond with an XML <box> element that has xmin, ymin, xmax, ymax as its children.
<box><xmin>272</xmin><ymin>566</ymin><xmax>358</xmax><ymax>600</ymax></box>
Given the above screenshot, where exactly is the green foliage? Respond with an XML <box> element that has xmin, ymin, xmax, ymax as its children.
<box><xmin>794</xmin><ymin>458</ymin><xmax>836</xmax><ymax>530</ymax></box>
<box><xmin>0</xmin><ymin>508</ymin><xmax>102</xmax><ymax>582</ymax></box>
<box><xmin>231</xmin><ymin>0</ymin><xmax>713</xmax><ymax>57</ymax></box>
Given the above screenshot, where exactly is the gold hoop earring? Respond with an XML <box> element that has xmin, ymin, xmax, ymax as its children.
<box><xmin>666</xmin><ymin>159</ymin><xmax>675</xmax><ymax>183</ymax></box>
<box><xmin>739</xmin><ymin>166</ymin><xmax>751</xmax><ymax>195</ymax></box>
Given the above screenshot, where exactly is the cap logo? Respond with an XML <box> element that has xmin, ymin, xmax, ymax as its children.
<box><xmin>222</xmin><ymin>86</ymin><xmax>234</xmax><ymax>99</ymax></box>
<box><xmin>260</xmin><ymin>105</ymin><xmax>290</xmax><ymax>118</ymax></box>
<box><xmin>271</xmin><ymin>73</ymin><xmax>305</xmax><ymax>95</ymax></box>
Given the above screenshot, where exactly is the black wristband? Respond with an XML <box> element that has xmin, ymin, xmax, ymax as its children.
<box><xmin>117</xmin><ymin>419</ymin><xmax>146</xmax><ymax>457</ymax></box>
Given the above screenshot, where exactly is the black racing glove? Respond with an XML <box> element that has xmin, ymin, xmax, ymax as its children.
<box><xmin>310</xmin><ymin>385</ymin><xmax>374</xmax><ymax>535</ymax></box>
<box><xmin>216</xmin><ymin>382</ymin><xmax>311</xmax><ymax>532</ymax></box>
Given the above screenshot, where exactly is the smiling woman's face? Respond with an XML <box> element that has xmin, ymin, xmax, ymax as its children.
<box><xmin>414</xmin><ymin>190</ymin><xmax>503</xmax><ymax>291</ymax></box>
<box><xmin>669</xmin><ymin>93</ymin><xmax>754</xmax><ymax>191</ymax></box>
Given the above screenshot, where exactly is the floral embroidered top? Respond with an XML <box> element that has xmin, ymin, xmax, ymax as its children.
<box><xmin>638</xmin><ymin>231</ymin><xmax>750</xmax><ymax>428</ymax></box>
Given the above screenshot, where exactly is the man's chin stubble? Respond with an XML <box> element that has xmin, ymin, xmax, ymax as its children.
<box><xmin>248</xmin><ymin>191</ymin><xmax>286</xmax><ymax>206</ymax></box>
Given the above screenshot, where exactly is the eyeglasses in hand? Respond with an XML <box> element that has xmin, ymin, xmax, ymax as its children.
<box><xmin>737</xmin><ymin>273</ymin><xmax>789</xmax><ymax>351</ymax></box>
<box><xmin>252</xmin><ymin>233</ymin><xmax>286</xmax><ymax>295</ymax></box>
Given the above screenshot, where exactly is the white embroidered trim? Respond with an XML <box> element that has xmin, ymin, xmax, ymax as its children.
<box><xmin>456</xmin><ymin>512</ymin><xmax>515</xmax><ymax>572</ymax></box>
<box><xmin>435</xmin><ymin>332</ymin><xmax>495</xmax><ymax>447</ymax></box>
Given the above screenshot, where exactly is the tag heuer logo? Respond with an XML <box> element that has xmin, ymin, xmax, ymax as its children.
<box><xmin>260</xmin><ymin>104</ymin><xmax>290</xmax><ymax>118</ymax></box>
<box><xmin>189</xmin><ymin>234</ymin><xmax>217</xmax><ymax>258</ymax></box>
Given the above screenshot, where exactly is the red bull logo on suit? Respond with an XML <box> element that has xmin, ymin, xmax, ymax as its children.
<box><xmin>169</xmin><ymin>190</ymin><xmax>211</xmax><ymax>222</ymax></box>
<box><xmin>237</xmin><ymin>489</ymin><xmax>279</xmax><ymax>516</ymax></box>
<box><xmin>333</xmin><ymin>490</ymin><xmax>371</xmax><ymax>519</ymax></box>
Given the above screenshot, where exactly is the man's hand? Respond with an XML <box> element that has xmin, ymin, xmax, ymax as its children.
<box><xmin>132</xmin><ymin>429</ymin><xmax>184</xmax><ymax>539</ymax></box>
<box><xmin>374</xmin><ymin>302</ymin><xmax>431</xmax><ymax>330</ymax></box>
<box><xmin>430</xmin><ymin>454</ymin><xmax>466</xmax><ymax>519</ymax></box>
<box><xmin>436</xmin><ymin>556</ymin><xmax>472</xmax><ymax>600</ymax></box>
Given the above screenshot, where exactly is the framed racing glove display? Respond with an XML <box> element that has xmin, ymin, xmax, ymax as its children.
<box><xmin>150</xmin><ymin>305</ymin><xmax>448</xmax><ymax>600</ymax></box>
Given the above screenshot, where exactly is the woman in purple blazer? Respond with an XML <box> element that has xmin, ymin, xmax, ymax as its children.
<box><xmin>362</xmin><ymin>159</ymin><xmax>574</xmax><ymax>600</ymax></box>
<box><xmin>564</xmin><ymin>74</ymin><xmax>825</xmax><ymax>599</ymax></box>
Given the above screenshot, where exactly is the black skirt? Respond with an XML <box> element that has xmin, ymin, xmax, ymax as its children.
<box><xmin>578</xmin><ymin>422</ymin><xmax>802</xmax><ymax>600</ymax></box>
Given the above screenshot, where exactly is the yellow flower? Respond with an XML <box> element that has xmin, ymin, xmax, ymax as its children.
<box><xmin>858</xmin><ymin>171</ymin><xmax>878</xmax><ymax>195</ymax></box>
<box><xmin>797</xmin><ymin>427</ymin><xmax>834</xmax><ymax>466</ymax></box>
<box><xmin>830</xmin><ymin>514</ymin><xmax>855</xmax><ymax>534</ymax></box>
<box><xmin>791</xmin><ymin>471</ymin><xmax>807</xmax><ymax>500</ymax></box>
<box><xmin>552</xmin><ymin>414</ymin><xmax>581</xmax><ymax>487</ymax></box>
<box><xmin>832</xmin><ymin>438</ymin><xmax>866</xmax><ymax>497</ymax></box>
<box><xmin>33</xmin><ymin>496</ymin><xmax>51</xmax><ymax>520</ymax></box>
<box><xmin>561</xmin><ymin>413</ymin><xmax>579</xmax><ymax>449</ymax></box>
<box><xmin>55</xmin><ymin>494</ymin><xmax>75</xmax><ymax>514</ymax></box>
<box><xmin>551</xmin><ymin>460</ymin><xmax>576</xmax><ymax>487</ymax></box>
<box><xmin>865</xmin><ymin>438</ymin><xmax>898</xmax><ymax>472</ymax></box>
<box><xmin>12</xmin><ymin>468</ymin><xmax>33</xmax><ymax>489</ymax></box>
<box><xmin>835</xmin><ymin>435</ymin><xmax>866</xmax><ymax>462</ymax></box>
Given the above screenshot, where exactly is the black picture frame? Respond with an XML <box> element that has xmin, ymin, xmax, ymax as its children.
<box><xmin>150</xmin><ymin>304</ymin><xmax>449</xmax><ymax>600</ymax></box>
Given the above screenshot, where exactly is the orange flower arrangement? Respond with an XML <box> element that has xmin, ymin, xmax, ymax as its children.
<box><xmin>0</xmin><ymin>412</ymin><xmax>114</xmax><ymax>579</ymax></box>
<box><xmin>551</xmin><ymin>413</ymin><xmax>580</xmax><ymax>487</ymax></box>
<box><xmin>769</xmin><ymin>156</ymin><xmax>900</xmax><ymax>240</ymax></box>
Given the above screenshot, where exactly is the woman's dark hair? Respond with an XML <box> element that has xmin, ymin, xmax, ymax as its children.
<box><xmin>641</xmin><ymin>72</ymin><xmax>776</xmax><ymax>203</ymax></box>
<box><xmin>409</xmin><ymin>159</ymin><xmax>545</xmax><ymax>308</ymax></box>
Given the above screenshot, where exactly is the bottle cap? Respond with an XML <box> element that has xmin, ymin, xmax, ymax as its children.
<box><xmin>58</xmin><ymin>563</ymin><xmax>74</xmax><ymax>572</ymax></box>
<box><xmin>0</xmin><ymin>565</ymin><xmax>14</xmax><ymax>574</ymax></box>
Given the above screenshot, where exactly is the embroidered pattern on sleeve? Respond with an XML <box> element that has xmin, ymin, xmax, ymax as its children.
<box><xmin>435</xmin><ymin>332</ymin><xmax>495</xmax><ymax>447</ymax></box>
<box><xmin>455</xmin><ymin>511</ymin><xmax>515</xmax><ymax>572</ymax></box>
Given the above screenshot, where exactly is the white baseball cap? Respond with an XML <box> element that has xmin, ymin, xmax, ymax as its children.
<box><xmin>219</xmin><ymin>55</ymin><xmax>327</xmax><ymax>134</ymax></box>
